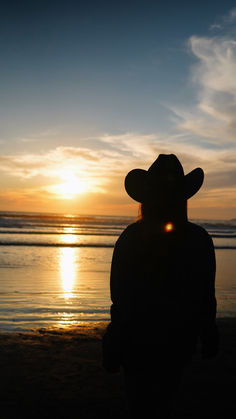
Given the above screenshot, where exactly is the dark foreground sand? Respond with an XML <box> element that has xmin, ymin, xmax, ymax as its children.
<box><xmin>0</xmin><ymin>319</ymin><xmax>235</xmax><ymax>419</ymax></box>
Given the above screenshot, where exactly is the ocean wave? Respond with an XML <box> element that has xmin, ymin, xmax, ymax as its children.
<box><xmin>211</xmin><ymin>234</ymin><xmax>236</xmax><ymax>238</ymax></box>
<box><xmin>0</xmin><ymin>212</ymin><xmax>235</xmax><ymax>248</ymax></box>
<box><xmin>197</xmin><ymin>221</ymin><xmax>236</xmax><ymax>230</ymax></box>
<box><xmin>0</xmin><ymin>241</ymin><xmax>235</xmax><ymax>249</ymax></box>
<box><xmin>0</xmin><ymin>230</ymin><xmax>119</xmax><ymax>236</ymax></box>
<box><xmin>0</xmin><ymin>241</ymin><xmax>115</xmax><ymax>248</ymax></box>
<box><xmin>0</xmin><ymin>307</ymin><xmax>109</xmax><ymax>314</ymax></box>
<box><xmin>214</xmin><ymin>246</ymin><xmax>236</xmax><ymax>250</ymax></box>
<box><xmin>0</xmin><ymin>212</ymin><xmax>235</xmax><ymax>233</ymax></box>
<box><xmin>0</xmin><ymin>211</ymin><xmax>134</xmax><ymax>226</ymax></box>
<box><xmin>0</xmin><ymin>231</ymin><xmax>235</xmax><ymax>238</ymax></box>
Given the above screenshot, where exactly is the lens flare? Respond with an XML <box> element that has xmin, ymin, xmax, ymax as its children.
<box><xmin>164</xmin><ymin>222</ymin><xmax>174</xmax><ymax>232</ymax></box>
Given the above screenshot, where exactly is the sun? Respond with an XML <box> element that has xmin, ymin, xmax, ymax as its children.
<box><xmin>56</xmin><ymin>179</ymin><xmax>87</xmax><ymax>199</ymax></box>
<box><xmin>49</xmin><ymin>170</ymin><xmax>88</xmax><ymax>199</ymax></box>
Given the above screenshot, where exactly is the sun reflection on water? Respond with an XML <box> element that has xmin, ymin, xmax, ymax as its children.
<box><xmin>60</xmin><ymin>227</ymin><xmax>77</xmax><ymax>245</ymax></box>
<box><xmin>64</xmin><ymin>227</ymin><xmax>76</xmax><ymax>234</ymax></box>
<box><xmin>63</xmin><ymin>234</ymin><xmax>77</xmax><ymax>244</ymax></box>
<box><xmin>59</xmin><ymin>247</ymin><xmax>77</xmax><ymax>300</ymax></box>
<box><xmin>57</xmin><ymin>312</ymin><xmax>76</xmax><ymax>328</ymax></box>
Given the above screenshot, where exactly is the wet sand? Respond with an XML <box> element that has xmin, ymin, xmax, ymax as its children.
<box><xmin>0</xmin><ymin>319</ymin><xmax>235</xmax><ymax>418</ymax></box>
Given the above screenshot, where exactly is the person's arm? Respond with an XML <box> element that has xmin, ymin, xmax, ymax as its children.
<box><xmin>200</xmin><ymin>234</ymin><xmax>219</xmax><ymax>359</ymax></box>
<box><xmin>110</xmin><ymin>235</ymin><xmax>127</xmax><ymax>327</ymax></box>
<box><xmin>102</xmin><ymin>229</ymin><xmax>130</xmax><ymax>372</ymax></box>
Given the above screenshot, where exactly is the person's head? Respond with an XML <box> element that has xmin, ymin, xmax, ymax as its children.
<box><xmin>125</xmin><ymin>154</ymin><xmax>204</xmax><ymax>225</ymax></box>
<box><xmin>139</xmin><ymin>195</ymin><xmax>187</xmax><ymax>224</ymax></box>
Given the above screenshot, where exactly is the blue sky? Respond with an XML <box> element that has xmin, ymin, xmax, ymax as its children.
<box><xmin>0</xmin><ymin>0</ymin><xmax>236</xmax><ymax>218</ymax></box>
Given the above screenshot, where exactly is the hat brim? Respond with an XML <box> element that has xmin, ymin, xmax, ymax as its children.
<box><xmin>184</xmin><ymin>168</ymin><xmax>204</xmax><ymax>199</ymax></box>
<box><xmin>125</xmin><ymin>167</ymin><xmax>204</xmax><ymax>202</ymax></box>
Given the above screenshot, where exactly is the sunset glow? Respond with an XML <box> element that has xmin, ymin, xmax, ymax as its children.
<box><xmin>48</xmin><ymin>171</ymin><xmax>89</xmax><ymax>199</ymax></box>
<box><xmin>54</xmin><ymin>181</ymin><xmax>87</xmax><ymax>199</ymax></box>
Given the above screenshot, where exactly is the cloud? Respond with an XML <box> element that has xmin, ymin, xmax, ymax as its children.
<box><xmin>210</xmin><ymin>7</ymin><xmax>236</xmax><ymax>31</ymax></box>
<box><xmin>0</xmin><ymin>147</ymin><xmax>102</xmax><ymax>179</ymax></box>
<box><xmin>0</xmin><ymin>134</ymin><xmax>209</xmax><ymax>194</ymax></box>
<box><xmin>0</xmin><ymin>129</ymin><xmax>236</xmax><ymax>216</ymax></box>
<box><xmin>0</xmin><ymin>133</ymin><xmax>231</xmax><ymax>184</ymax></box>
<box><xmin>164</xmin><ymin>15</ymin><xmax>236</xmax><ymax>218</ymax></box>
<box><xmin>227</xmin><ymin>7</ymin><xmax>236</xmax><ymax>23</ymax></box>
<box><xmin>0</xmin><ymin>140</ymin><xmax>156</xmax><ymax>200</ymax></box>
<box><xmin>210</xmin><ymin>24</ymin><xmax>223</xmax><ymax>31</ymax></box>
<box><xmin>2</xmin><ymin>11</ymin><xmax>236</xmax><ymax>217</ymax></box>
<box><xmin>171</xmin><ymin>35</ymin><xmax>236</xmax><ymax>146</ymax></box>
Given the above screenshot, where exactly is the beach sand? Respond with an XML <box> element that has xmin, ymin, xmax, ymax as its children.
<box><xmin>0</xmin><ymin>319</ymin><xmax>235</xmax><ymax>419</ymax></box>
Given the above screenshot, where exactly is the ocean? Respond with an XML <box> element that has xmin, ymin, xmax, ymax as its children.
<box><xmin>0</xmin><ymin>211</ymin><xmax>235</xmax><ymax>332</ymax></box>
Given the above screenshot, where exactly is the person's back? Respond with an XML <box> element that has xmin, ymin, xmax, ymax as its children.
<box><xmin>102</xmin><ymin>154</ymin><xmax>219</xmax><ymax>417</ymax></box>
<box><xmin>110</xmin><ymin>219</ymin><xmax>217</xmax><ymax>367</ymax></box>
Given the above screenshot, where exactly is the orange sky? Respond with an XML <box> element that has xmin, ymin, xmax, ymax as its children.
<box><xmin>0</xmin><ymin>140</ymin><xmax>235</xmax><ymax>219</ymax></box>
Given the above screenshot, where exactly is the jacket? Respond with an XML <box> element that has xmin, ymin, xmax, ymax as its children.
<box><xmin>102</xmin><ymin>220</ymin><xmax>219</xmax><ymax>372</ymax></box>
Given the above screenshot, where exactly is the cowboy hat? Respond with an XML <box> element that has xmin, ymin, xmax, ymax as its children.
<box><xmin>124</xmin><ymin>154</ymin><xmax>204</xmax><ymax>203</ymax></box>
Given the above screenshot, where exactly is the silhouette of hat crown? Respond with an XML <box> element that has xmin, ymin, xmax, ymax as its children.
<box><xmin>125</xmin><ymin>154</ymin><xmax>204</xmax><ymax>203</ymax></box>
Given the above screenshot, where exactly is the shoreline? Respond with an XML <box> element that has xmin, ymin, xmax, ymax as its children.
<box><xmin>0</xmin><ymin>315</ymin><xmax>233</xmax><ymax>334</ymax></box>
<box><xmin>0</xmin><ymin>319</ymin><xmax>235</xmax><ymax>418</ymax></box>
<box><xmin>0</xmin><ymin>320</ymin><xmax>110</xmax><ymax>335</ymax></box>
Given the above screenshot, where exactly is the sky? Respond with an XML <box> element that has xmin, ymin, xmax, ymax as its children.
<box><xmin>1</xmin><ymin>0</ymin><xmax>236</xmax><ymax>219</ymax></box>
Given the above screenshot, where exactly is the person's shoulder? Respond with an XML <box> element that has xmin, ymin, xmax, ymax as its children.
<box><xmin>119</xmin><ymin>221</ymin><xmax>141</xmax><ymax>238</ymax></box>
<box><xmin>116</xmin><ymin>221</ymin><xmax>141</xmax><ymax>245</ymax></box>
<box><xmin>187</xmin><ymin>221</ymin><xmax>213</xmax><ymax>243</ymax></box>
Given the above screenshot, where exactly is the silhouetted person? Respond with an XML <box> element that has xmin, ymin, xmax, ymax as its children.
<box><xmin>102</xmin><ymin>154</ymin><xmax>219</xmax><ymax>418</ymax></box>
